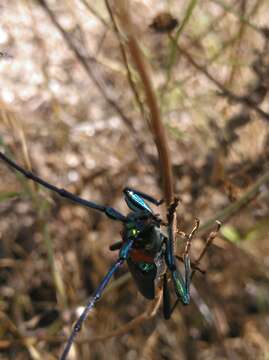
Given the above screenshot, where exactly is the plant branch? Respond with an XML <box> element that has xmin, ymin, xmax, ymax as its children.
<box><xmin>176</xmin><ymin>44</ymin><xmax>269</xmax><ymax>122</ymax></box>
<box><xmin>198</xmin><ymin>168</ymin><xmax>269</xmax><ymax>235</ymax></box>
<box><xmin>104</xmin><ymin>0</ymin><xmax>147</xmax><ymax>124</ymax></box>
<box><xmin>36</xmin><ymin>0</ymin><xmax>146</xmax><ymax>160</ymax></box>
<box><xmin>115</xmin><ymin>1</ymin><xmax>173</xmax><ymax>203</ymax></box>
<box><xmin>166</xmin><ymin>0</ymin><xmax>198</xmax><ymax>85</ymax></box>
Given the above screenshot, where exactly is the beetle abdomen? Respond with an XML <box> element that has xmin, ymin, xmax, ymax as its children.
<box><xmin>127</xmin><ymin>258</ymin><xmax>156</xmax><ymax>300</ymax></box>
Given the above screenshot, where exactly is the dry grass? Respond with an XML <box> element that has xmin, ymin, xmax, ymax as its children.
<box><xmin>0</xmin><ymin>1</ymin><xmax>269</xmax><ymax>359</ymax></box>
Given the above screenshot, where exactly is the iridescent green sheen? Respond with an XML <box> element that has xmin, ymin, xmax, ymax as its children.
<box><xmin>138</xmin><ymin>262</ymin><xmax>155</xmax><ymax>272</ymax></box>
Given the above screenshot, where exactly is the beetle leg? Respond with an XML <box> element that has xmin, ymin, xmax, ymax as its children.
<box><xmin>124</xmin><ymin>187</ymin><xmax>163</xmax><ymax>206</ymax></box>
<box><xmin>175</xmin><ymin>255</ymin><xmax>205</xmax><ymax>274</ymax></box>
<box><xmin>168</xmin><ymin>221</ymin><xmax>221</xmax><ymax>317</ymax></box>
<box><xmin>165</xmin><ymin>199</ymin><xmax>191</xmax><ymax>305</ymax></box>
<box><xmin>163</xmin><ymin>273</ymin><xmax>171</xmax><ymax>319</ymax></box>
<box><xmin>165</xmin><ymin>245</ymin><xmax>191</xmax><ymax>316</ymax></box>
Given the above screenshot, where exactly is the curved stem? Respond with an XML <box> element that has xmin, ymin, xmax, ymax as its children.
<box><xmin>116</xmin><ymin>1</ymin><xmax>174</xmax><ymax>204</ymax></box>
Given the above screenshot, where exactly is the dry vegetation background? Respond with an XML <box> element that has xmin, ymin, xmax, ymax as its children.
<box><xmin>0</xmin><ymin>0</ymin><xmax>269</xmax><ymax>359</ymax></box>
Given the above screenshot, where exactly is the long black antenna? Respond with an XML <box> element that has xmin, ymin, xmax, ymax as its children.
<box><xmin>0</xmin><ymin>151</ymin><xmax>126</xmax><ymax>221</ymax></box>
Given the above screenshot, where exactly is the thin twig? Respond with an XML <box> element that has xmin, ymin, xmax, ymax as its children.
<box><xmin>166</xmin><ymin>0</ymin><xmax>198</xmax><ymax>86</ymax></box>
<box><xmin>88</xmin><ymin>289</ymin><xmax>162</xmax><ymax>342</ymax></box>
<box><xmin>104</xmin><ymin>0</ymin><xmax>147</xmax><ymax>124</ymax></box>
<box><xmin>116</xmin><ymin>1</ymin><xmax>173</xmax><ymax>203</ymax></box>
<box><xmin>0</xmin><ymin>293</ymin><xmax>161</xmax><ymax>347</ymax></box>
<box><xmin>210</xmin><ymin>0</ymin><xmax>265</xmax><ymax>34</ymax></box>
<box><xmin>36</xmin><ymin>0</ymin><xmax>146</xmax><ymax>160</ymax></box>
<box><xmin>176</xmin><ymin>44</ymin><xmax>269</xmax><ymax>122</ymax></box>
<box><xmin>80</xmin><ymin>0</ymin><xmax>109</xmax><ymax>27</ymax></box>
<box><xmin>198</xmin><ymin>168</ymin><xmax>269</xmax><ymax>235</ymax></box>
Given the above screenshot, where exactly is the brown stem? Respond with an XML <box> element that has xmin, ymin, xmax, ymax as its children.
<box><xmin>104</xmin><ymin>0</ymin><xmax>147</xmax><ymax>125</ymax></box>
<box><xmin>88</xmin><ymin>289</ymin><xmax>162</xmax><ymax>342</ymax></box>
<box><xmin>198</xmin><ymin>169</ymin><xmax>269</xmax><ymax>235</ymax></box>
<box><xmin>177</xmin><ymin>44</ymin><xmax>269</xmax><ymax>122</ymax></box>
<box><xmin>36</xmin><ymin>0</ymin><xmax>146</xmax><ymax>160</ymax></box>
<box><xmin>116</xmin><ymin>1</ymin><xmax>173</xmax><ymax>204</ymax></box>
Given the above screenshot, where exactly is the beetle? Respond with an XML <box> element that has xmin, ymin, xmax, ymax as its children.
<box><xmin>0</xmin><ymin>150</ymin><xmax>199</xmax><ymax>359</ymax></box>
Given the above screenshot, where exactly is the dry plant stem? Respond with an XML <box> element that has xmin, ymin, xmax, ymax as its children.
<box><xmin>195</xmin><ymin>221</ymin><xmax>221</xmax><ymax>265</ymax></box>
<box><xmin>176</xmin><ymin>44</ymin><xmax>269</xmax><ymax>122</ymax></box>
<box><xmin>181</xmin><ymin>218</ymin><xmax>200</xmax><ymax>255</ymax></box>
<box><xmin>211</xmin><ymin>0</ymin><xmax>265</xmax><ymax>33</ymax></box>
<box><xmin>36</xmin><ymin>0</ymin><xmax>146</xmax><ymax>160</ymax></box>
<box><xmin>140</xmin><ymin>327</ymin><xmax>159</xmax><ymax>360</ymax></box>
<box><xmin>225</xmin><ymin>1</ymin><xmax>247</xmax><ymax>87</ymax></box>
<box><xmin>199</xmin><ymin>168</ymin><xmax>269</xmax><ymax>235</ymax></box>
<box><xmin>104</xmin><ymin>0</ymin><xmax>147</xmax><ymax>123</ymax></box>
<box><xmin>80</xmin><ymin>0</ymin><xmax>109</xmax><ymax>27</ymax></box>
<box><xmin>1</xmin><ymin>293</ymin><xmax>161</xmax><ymax>347</ymax></box>
<box><xmin>188</xmin><ymin>5</ymin><xmax>229</xmax><ymax>51</ymax></box>
<box><xmin>225</xmin><ymin>0</ymin><xmax>263</xmax><ymax>88</ymax></box>
<box><xmin>166</xmin><ymin>0</ymin><xmax>198</xmax><ymax>85</ymax></box>
<box><xmin>184</xmin><ymin>221</ymin><xmax>221</xmax><ymax>285</ymax></box>
<box><xmin>175</xmin><ymin>255</ymin><xmax>205</xmax><ymax>274</ymax></box>
<box><xmin>116</xmin><ymin>1</ymin><xmax>173</xmax><ymax>204</ymax></box>
<box><xmin>0</xmin><ymin>312</ymin><xmax>39</xmax><ymax>358</ymax></box>
<box><xmin>127</xmin><ymin>36</ymin><xmax>173</xmax><ymax>202</ymax></box>
<box><xmin>87</xmin><ymin>289</ymin><xmax>162</xmax><ymax>343</ymax></box>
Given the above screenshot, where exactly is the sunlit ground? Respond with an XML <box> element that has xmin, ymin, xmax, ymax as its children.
<box><xmin>0</xmin><ymin>1</ymin><xmax>269</xmax><ymax>359</ymax></box>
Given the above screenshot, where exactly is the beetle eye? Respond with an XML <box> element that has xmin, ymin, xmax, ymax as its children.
<box><xmin>131</xmin><ymin>229</ymin><xmax>139</xmax><ymax>236</ymax></box>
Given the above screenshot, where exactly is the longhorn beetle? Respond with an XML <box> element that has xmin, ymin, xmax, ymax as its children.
<box><xmin>0</xmin><ymin>150</ymin><xmax>219</xmax><ymax>360</ymax></box>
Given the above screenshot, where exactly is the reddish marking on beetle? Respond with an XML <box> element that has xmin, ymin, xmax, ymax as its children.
<box><xmin>130</xmin><ymin>249</ymin><xmax>155</xmax><ymax>263</ymax></box>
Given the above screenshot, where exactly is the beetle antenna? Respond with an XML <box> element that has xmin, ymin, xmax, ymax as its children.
<box><xmin>0</xmin><ymin>151</ymin><xmax>127</xmax><ymax>222</ymax></box>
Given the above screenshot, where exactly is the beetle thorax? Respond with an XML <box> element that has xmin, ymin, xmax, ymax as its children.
<box><xmin>122</xmin><ymin>218</ymin><xmax>164</xmax><ymax>259</ymax></box>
